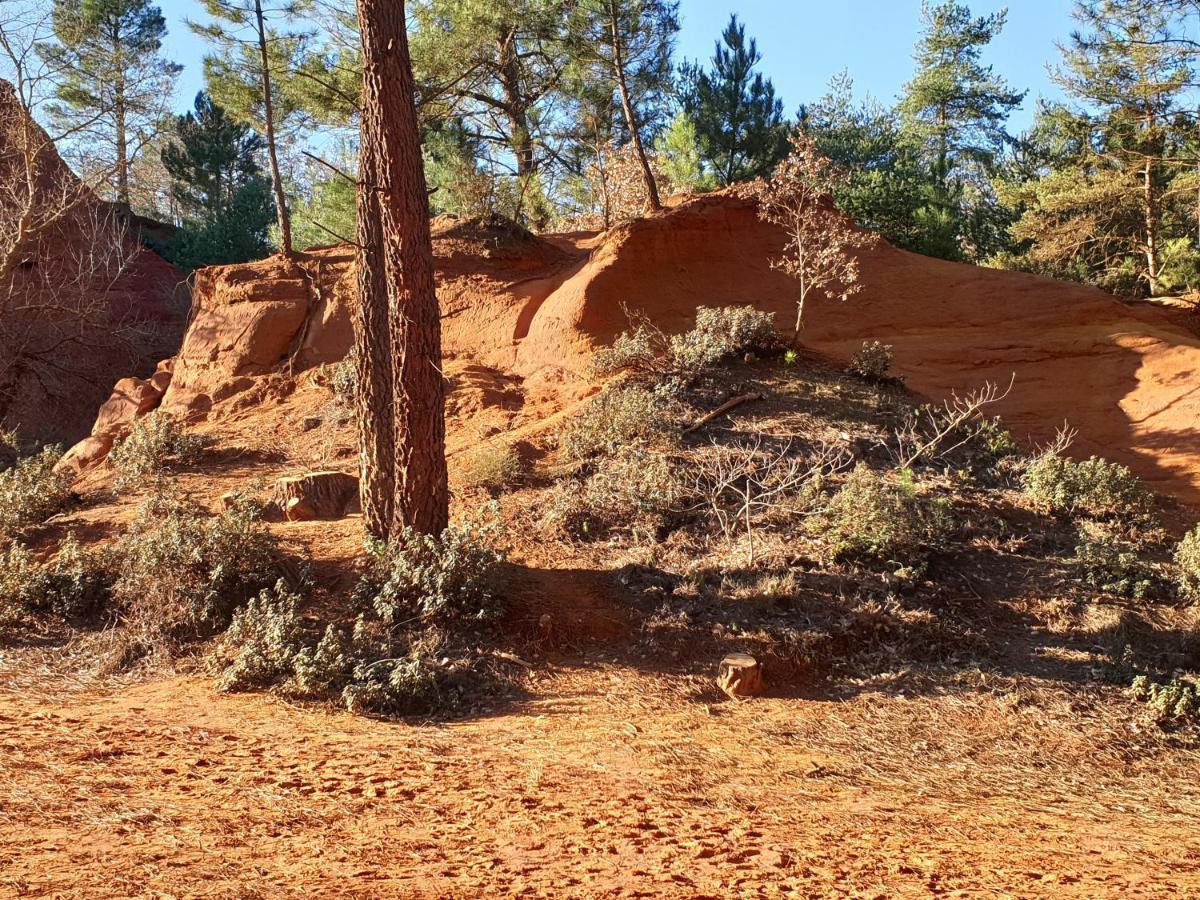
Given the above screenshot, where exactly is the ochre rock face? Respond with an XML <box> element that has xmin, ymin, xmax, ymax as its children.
<box><xmin>61</xmin><ymin>196</ymin><xmax>1200</xmax><ymax>504</ymax></box>
<box><xmin>0</xmin><ymin>80</ymin><xmax>186</xmax><ymax>445</ymax></box>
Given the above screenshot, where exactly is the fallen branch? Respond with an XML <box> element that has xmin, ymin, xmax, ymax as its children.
<box><xmin>684</xmin><ymin>392</ymin><xmax>763</xmax><ymax>434</ymax></box>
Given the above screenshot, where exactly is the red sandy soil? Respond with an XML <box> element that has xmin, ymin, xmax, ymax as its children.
<box><xmin>2</xmin><ymin>667</ymin><xmax>1199</xmax><ymax>898</ymax></box>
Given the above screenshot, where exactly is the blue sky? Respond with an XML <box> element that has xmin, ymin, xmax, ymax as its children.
<box><xmin>161</xmin><ymin>0</ymin><xmax>1077</xmax><ymax>132</ymax></box>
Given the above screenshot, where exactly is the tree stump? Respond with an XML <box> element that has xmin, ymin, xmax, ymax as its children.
<box><xmin>276</xmin><ymin>471</ymin><xmax>359</xmax><ymax>520</ymax></box>
<box><xmin>716</xmin><ymin>653</ymin><xmax>764</xmax><ymax>699</ymax></box>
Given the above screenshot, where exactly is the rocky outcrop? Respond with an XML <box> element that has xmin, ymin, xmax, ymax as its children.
<box><xmin>57</xmin><ymin>359</ymin><xmax>173</xmax><ymax>474</ymax></box>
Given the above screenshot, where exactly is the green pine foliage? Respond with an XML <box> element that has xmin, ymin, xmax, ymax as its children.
<box><xmin>680</xmin><ymin>14</ymin><xmax>789</xmax><ymax>186</ymax></box>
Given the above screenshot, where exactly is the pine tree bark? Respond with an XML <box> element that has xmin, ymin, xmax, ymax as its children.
<box><xmin>255</xmin><ymin>0</ymin><xmax>293</xmax><ymax>256</ymax></box>
<box><xmin>353</xmin><ymin>133</ymin><xmax>395</xmax><ymax>539</ymax></box>
<box><xmin>358</xmin><ymin>0</ymin><xmax>449</xmax><ymax>537</ymax></box>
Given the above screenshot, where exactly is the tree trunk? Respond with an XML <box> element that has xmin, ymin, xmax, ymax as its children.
<box><xmin>255</xmin><ymin>0</ymin><xmax>293</xmax><ymax>257</ymax></box>
<box><xmin>358</xmin><ymin>0</ymin><xmax>449</xmax><ymax>537</ymax></box>
<box><xmin>608</xmin><ymin>1</ymin><xmax>660</xmax><ymax>212</ymax></box>
<box><xmin>113</xmin><ymin>35</ymin><xmax>129</xmax><ymax>207</ymax></box>
<box><xmin>1144</xmin><ymin>153</ymin><xmax>1159</xmax><ymax>295</ymax></box>
<box><xmin>353</xmin><ymin>133</ymin><xmax>395</xmax><ymax>539</ymax></box>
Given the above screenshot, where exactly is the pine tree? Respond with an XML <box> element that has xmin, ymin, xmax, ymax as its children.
<box><xmin>681</xmin><ymin>15</ymin><xmax>788</xmax><ymax>186</ymax></box>
<box><xmin>567</xmin><ymin>0</ymin><xmax>679</xmax><ymax>211</ymax></box>
<box><xmin>357</xmin><ymin>0</ymin><xmax>448</xmax><ymax>537</ymax></box>
<box><xmin>190</xmin><ymin>0</ymin><xmax>304</xmax><ymax>255</ymax></box>
<box><xmin>654</xmin><ymin>112</ymin><xmax>711</xmax><ymax>194</ymax></box>
<box><xmin>1004</xmin><ymin>0</ymin><xmax>1198</xmax><ymax>294</ymax></box>
<box><xmin>899</xmin><ymin>1</ymin><xmax>1025</xmax><ymax>255</ymax></box>
<box><xmin>37</xmin><ymin>0</ymin><xmax>181</xmax><ymax>207</ymax></box>
<box><xmin>161</xmin><ymin>92</ymin><xmax>275</xmax><ymax>268</ymax></box>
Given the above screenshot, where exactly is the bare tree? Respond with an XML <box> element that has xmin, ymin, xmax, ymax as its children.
<box><xmin>356</xmin><ymin>0</ymin><xmax>448</xmax><ymax>538</ymax></box>
<box><xmin>747</xmin><ymin>130</ymin><xmax>876</xmax><ymax>342</ymax></box>
<box><xmin>0</xmin><ymin>6</ymin><xmax>160</xmax><ymax>436</ymax></box>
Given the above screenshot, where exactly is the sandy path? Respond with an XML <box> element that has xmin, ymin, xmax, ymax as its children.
<box><xmin>2</xmin><ymin>668</ymin><xmax>1197</xmax><ymax>898</ymax></box>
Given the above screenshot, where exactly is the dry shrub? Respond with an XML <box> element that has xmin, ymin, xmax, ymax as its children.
<box><xmin>1130</xmin><ymin>674</ymin><xmax>1200</xmax><ymax>726</ymax></box>
<box><xmin>462</xmin><ymin>443</ymin><xmax>526</xmax><ymax>493</ymax></box>
<box><xmin>0</xmin><ymin>446</ymin><xmax>73</xmax><ymax>539</ymax></box>
<box><xmin>113</xmin><ymin>491</ymin><xmax>284</xmax><ymax>652</ymax></box>
<box><xmin>590</xmin><ymin>305</ymin><xmax>776</xmax><ymax>379</ymax></box>
<box><xmin>560</xmin><ymin>384</ymin><xmax>670</xmax><ymax>461</ymax></box>
<box><xmin>544</xmin><ymin>448</ymin><xmax>682</xmax><ymax>540</ymax></box>
<box><xmin>846</xmin><ymin>340</ymin><xmax>893</xmax><ymax>382</ymax></box>
<box><xmin>0</xmin><ymin>534</ymin><xmax>113</xmax><ymax>623</ymax></box>
<box><xmin>1075</xmin><ymin>523</ymin><xmax>1155</xmax><ymax>599</ymax></box>
<box><xmin>1174</xmin><ymin>526</ymin><xmax>1200</xmax><ymax>603</ymax></box>
<box><xmin>817</xmin><ymin>465</ymin><xmax>952</xmax><ymax>563</ymax></box>
<box><xmin>217</xmin><ymin>512</ymin><xmax>508</xmax><ymax>717</ymax></box>
<box><xmin>1022</xmin><ymin>452</ymin><xmax>1156</xmax><ymax>525</ymax></box>
<box><xmin>109</xmin><ymin>411</ymin><xmax>206</xmax><ymax>493</ymax></box>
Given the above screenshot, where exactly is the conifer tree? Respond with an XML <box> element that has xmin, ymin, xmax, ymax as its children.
<box><xmin>161</xmin><ymin>92</ymin><xmax>274</xmax><ymax>268</ymax></box>
<box><xmin>37</xmin><ymin>0</ymin><xmax>181</xmax><ymax>207</ymax></box>
<box><xmin>899</xmin><ymin>1</ymin><xmax>1024</xmax><ymax>256</ymax></box>
<box><xmin>190</xmin><ymin>0</ymin><xmax>302</xmax><ymax>255</ymax></box>
<box><xmin>681</xmin><ymin>15</ymin><xmax>788</xmax><ymax>186</ymax></box>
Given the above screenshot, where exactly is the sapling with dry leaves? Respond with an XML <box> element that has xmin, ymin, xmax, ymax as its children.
<box><xmin>747</xmin><ymin>130</ymin><xmax>876</xmax><ymax>341</ymax></box>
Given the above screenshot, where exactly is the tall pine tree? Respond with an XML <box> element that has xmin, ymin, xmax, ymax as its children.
<box><xmin>899</xmin><ymin>1</ymin><xmax>1024</xmax><ymax>259</ymax></box>
<box><xmin>681</xmin><ymin>15</ymin><xmax>788</xmax><ymax>186</ymax></box>
<box><xmin>37</xmin><ymin>0</ymin><xmax>181</xmax><ymax>207</ymax></box>
<box><xmin>161</xmin><ymin>92</ymin><xmax>275</xmax><ymax>268</ymax></box>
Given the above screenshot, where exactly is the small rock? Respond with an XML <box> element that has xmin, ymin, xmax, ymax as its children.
<box><xmin>285</xmin><ymin>497</ymin><xmax>316</xmax><ymax>521</ymax></box>
<box><xmin>300</xmin><ymin>415</ymin><xmax>322</xmax><ymax>432</ymax></box>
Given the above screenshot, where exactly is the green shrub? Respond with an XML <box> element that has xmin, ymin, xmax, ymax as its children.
<box><xmin>1130</xmin><ymin>674</ymin><xmax>1200</xmax><ymax>725</ymax></box>
<box><xmin>114</xmin><ymin>492</ymin><xmax>283</xmax><ymax>643</ymax></box>
<box><xmin>590</xmin><ymin>325</ymin><xmax>658</xmax><ymax>378</ymax></box>
<box><xmin>544</xmin><ymin>449</ymin><xmax>682</xmax><ymax>540</ymax></box>
<box><xmin>668</xmin><ymin>305</ymin><xmax>776</xmax><ymax>373</ymax></box>
<box><xmin>218</xmin><ymin>581</ymin><xmax>307</xmax><ymax>692</ymax></box>
<box><xmin>976</xmin><ymin>417</ymin><xmax>1019</xmax><ymax>459</ymax></box>
<box><xmin>819</xmin><ymin>465</ymin><xmax>953</xmax><ymax>562</ymax></box>
<box><xmin>847</xmin><ymin>341</ymin><xmax>893</xmax><ymax>382</ymax></box>
<box><xmin>0</xmin><ymin>534</ymin><xmax>113</xmax><ymax>621</ymax></box>
<box><xmin>358</xmin><ymin>514</ymin><xmax>506</xmax><ymax>627</ymax></box>
<box><xmin>590</xmin><ymin>305</ymin><xmax>776</xmax><ymax>379</ymax></box>
<box><xmin>1022</xmin><ymin>452</ymin><xmax>1155</xmax><ymax>525</ymax></box>
<box><xmin>560</xmin><ymin>384</ymin><xmax>668</xmax><ymax>461</ymax></box>
<box><xmin>1173</xmin><ymin>526</ymin><xmax>1200</xmax><ymax>603</ymax></box>
<box><xmin>0</xmin><ymin>446</ymin><xmax>74</xmax><ymax>539</ymax></box>
<box><xmin>462</xmin><ymin>443</ymin><xmax>526</xmax><ymax>493</ymax></box>
<box><xmin>109</xmin><ymin>411</ymin><xmax>205</xmax><ymax>493</ymax></box>
<box><xmin>1075</xmin><ymin>524</ymin><xmax>1155</xmax><ymax>599</ymax></box>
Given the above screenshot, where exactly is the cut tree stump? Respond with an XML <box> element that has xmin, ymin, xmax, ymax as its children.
<box><xmin>276</xmin><ymin>471</ymin><xmax>359</xmax><ymax>520</ymax></box>
<box><xmin>716</xmin><ymin>653</ymin><xmax>764</xmax><ymax>699</ymax></box>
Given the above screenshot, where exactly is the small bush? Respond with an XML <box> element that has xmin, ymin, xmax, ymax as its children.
<box><xmin>668</xmin><ymin>305</ymin><xmax>776</xmax><ymax>374</ymax></box>
<box><xmin>109</xmin><ymin>411</ymin><xmax>205</xmax><ymax>492</ymax></box>
<box><xmin>590</xmin><ymin>305</ymin><xmax>776</xmax><ymax>379</ymax></box>
<box><xmin>560</xmin><ymin>384</ymin><xmax>669</xmax><ymax>461</ymax></box>
<box><xmin>0</xmin><ymin>534</ymin><xmax>113</xmax><ymax>621</ymax></box>
<box><xmin>114</xmin><ymin>492</ymin><xmax>283</xmax><ymax>645</ymax></box>
<box><xmin>976</xmin><ymin>417</ymin><xmax>1019</xmax><ymax>459</ymax></box>
<box><xmin>544</xmin><ymin>449</ymin><xmax>682</xmax><ymax>540</ymax></box>
<box><xmin>0</xmin><ymin>428</ymin><xmax>21</xmax><ymax>471</ymax></box>
<box><xmin>590</xmin><ymin>325</ymin><xmax>658</xmax><ymax>378</ymax></box>
<box><xmin>1075</xmin><ymin>524</ymin><xmax>1155</xmax><ymax>599</ymax></box>
<box><xmin>1022</xmin><ymin>452</ymin><xmax>1155</xmax><ymax>525</ymax></box>
<box><xmin>1130</xmin><ymin>674</ymin><xmax>1200</xmax><ymax>726</ymax></box>
<box><xmin>1173</xmin><ymin>526</ymin><xmax>1200</xmax><ymax>603</ymax></box>
<box><xmin>0</xmin><ymin>446</ymin><xmax>74</xmax><ymax>539</ymax></box>
<box><xmin>462</xmin><ymin>443</ymin><xmax>526</xmax><ymax>493</ymax></box>
<box><xmin>818</xmin><ymin>465</ymin><xmax>952</xmax><ymax>562</ymax></box>
<box><xmin>327</xmin><ymin>356</ymin><xmax>358</xmax><ymax>405</ymax></box>
<box><xmin>218</xmin><ymin>581</ymin><xmax>307</xmax><ymax>692</ymax></box>
<box><xmin>358</xmin><ymin>513</ymin><xmax>506</xmax><ymax>626</ymax></box>
<box><xmin>846</xmin><ymin>341</ymin><xmax>893</xmax><ymax>382</ymax></box>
